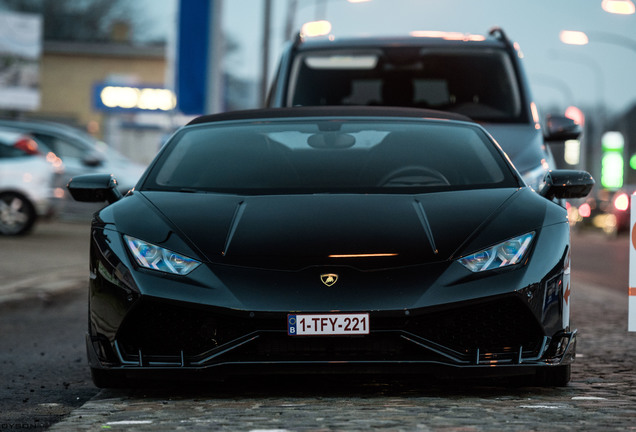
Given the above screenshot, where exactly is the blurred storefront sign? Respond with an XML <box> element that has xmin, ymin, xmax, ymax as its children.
<box><xmin>93</xmin><ymin>83</ymin><xmax>176</xmax><ymax>112</ymax></box>
<box><xmin>0</xmin><ymin>11</ymin><xmax>42</xmax><ymax>111</ymax></box>
<box><xmin>92</xmin><ymin>81</ymin><xmax>186</xmax><ymax>165</ymax></box>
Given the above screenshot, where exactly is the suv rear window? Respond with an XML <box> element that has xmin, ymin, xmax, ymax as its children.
<box><xmin>288</xmin><ymin>48</ymin><xmax>523</xmax><ymax>122</ymax></box>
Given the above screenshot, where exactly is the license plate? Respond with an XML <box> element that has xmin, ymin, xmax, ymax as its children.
<box><xmin>287</xmin><ymin>313</ymin><xmax>369</xmax><ymax>336</ymax></box>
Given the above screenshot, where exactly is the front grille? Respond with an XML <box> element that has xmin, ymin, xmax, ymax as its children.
<box><xmin>406</xmin><ymin>296</ymin><xmax>544</xmax><ymax>353</ymax></box>
<box><xmin>116</xmin><ymin>295</ymin><xmax>545</xmax><ymax>363</ymax></box>
<box><xmin>117</xmin><ymin>299</ymin><xmax>258</xmax><ymax>357</ymax></box>
<box><xmin>234</xmin><ymin>332</ymin><xmax>408</xmax><ymax>361</ymax></box>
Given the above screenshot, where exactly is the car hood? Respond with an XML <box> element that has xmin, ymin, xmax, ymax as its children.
<box><xmin>481</xmin><ymin>123</ymin><xmax>549</xmax><ymax>175</ymax></box>
<box><xmin>104</xmin><ymin>187</ymin><xmax>554</xmax><ymax>271</ymax></box>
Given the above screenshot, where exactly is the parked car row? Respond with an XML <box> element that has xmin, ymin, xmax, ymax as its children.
<box><xmin>607</xmin><ymin>187</ymin><xmax>636</xmax><ymax>235</ymax></box>
<box><xmin>0</xmin><ymin>118</ymin><xmax>147</xmax><ymax>235</ymax></box>
<box><xmin>568</xmin><ymin>187</ymin><xmax>636</xmax><ymax>237</ymax></box>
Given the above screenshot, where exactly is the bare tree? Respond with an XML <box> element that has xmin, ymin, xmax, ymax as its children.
<box><xmin>0</xmin><ymin>0</ymin><xmax>147</xmax><ymax>42</ymax></box>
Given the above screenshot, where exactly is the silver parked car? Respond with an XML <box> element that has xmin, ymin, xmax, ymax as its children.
<box><xmin>0</xmin><ymin>118</ymin><xmax>146</xmax><ymax>215</ymax></box>
<box><xmin>0</xmin><ymin>128</ymin><xmax>63</xmax><ymax>235</ymax></box>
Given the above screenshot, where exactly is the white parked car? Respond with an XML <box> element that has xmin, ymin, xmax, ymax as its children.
<box><xmin>0</xmin><ymin>129</ymin><xmax>63</xmax><ymax>235</ymax></box>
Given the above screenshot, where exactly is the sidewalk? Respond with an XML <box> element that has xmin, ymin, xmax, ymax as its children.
<box><xmin>0</xmin><ymin>220</ymin><xmax>90</xmax><ymax>304</ymax></box>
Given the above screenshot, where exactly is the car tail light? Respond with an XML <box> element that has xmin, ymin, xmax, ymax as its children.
<box><xmin>614</xmin><ymin>192</ymin><xmax>630</xmax><ymax>212</ymax></box>
<box><xmin>14</xmin><ymin>136</ymin><xmax>40</xmax><ymax>155</ymax></box>
<box><xmin>578</xmin><ymin>203</ymin><xmax>592</xmax><ymax>218</ymax></box>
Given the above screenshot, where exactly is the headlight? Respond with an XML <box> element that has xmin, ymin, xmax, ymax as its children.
<box><xmin>521</xmin><ymin>164</ymin><xmax>548</xmax><ymax>192</ymax></box>
<box><xmin>458</xmin><ymin>232</ymin><xmax>535</xmax><ymax>272</ymax></box>
<box><xmin>124</xmin><ymin>235</ymin><xmax>201</xmax><ymax>275</ymax></box>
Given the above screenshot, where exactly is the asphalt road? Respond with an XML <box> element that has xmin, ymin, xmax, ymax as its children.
<box><xmin>570</xmin><ymin>227</ymin><xmax>628</xmax><ymax>293</ymax></box>
<box><xmin>0</xmin><ymin>220</ymin><xmax>633</xmax><ymax>430</ymax></box>
<box><xmin>0</xmin><ymin>220</ymin><xmax>93</xmax><ymax>429</ymax></box>
<box><xmin>0</xmin><ymin>290</ymin><xmax>94</xmax><ymax>428</ymax></box>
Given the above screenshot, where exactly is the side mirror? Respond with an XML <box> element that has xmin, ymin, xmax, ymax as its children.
<box><xmin>539</xmin><ymin>170</ymin><xmax>595</xmax><ymax>200</ymax></box>
<box><xmin>67</xmin><ymin>173</ymin><xmax>123</xmax><ymax>204</ymax></box>
<box><xmin>82</xmin><ymin>152</ymin><xmax>104</xmax><ymax>167</ymax></box>
<box><xmin>544</xmin><ymin>115</ymin><xmax>582</xmax><ymax>142</ymax></box>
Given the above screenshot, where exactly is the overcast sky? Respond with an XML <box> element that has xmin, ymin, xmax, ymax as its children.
<box><xmin>151</xmin><ymin>0</ymin><xmax>636</xmax><ymax>116</ymax></box>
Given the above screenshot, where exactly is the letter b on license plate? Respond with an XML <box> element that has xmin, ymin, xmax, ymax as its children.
<box><xmin>287</xmin><ymin>313</ymin><xmax>369</xmax><ymax>336</ymax></box>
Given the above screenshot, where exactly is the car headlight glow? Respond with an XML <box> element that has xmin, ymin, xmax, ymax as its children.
<box><xmin>124</xmin><ymin>235</ymin><xmax>200</xmax><ymax>275</ymax></box>
<box><xmin>458</xmin><ymin>232</ymin><xmax>535</xmax><ymax>272</ymax></box>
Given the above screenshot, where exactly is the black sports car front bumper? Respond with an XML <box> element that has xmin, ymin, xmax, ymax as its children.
<box><xmin>86</xmin><ymin>291</ymin><xmax>576</xmax><ymax>381</ymax></box>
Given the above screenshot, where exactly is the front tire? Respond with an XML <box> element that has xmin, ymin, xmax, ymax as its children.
<box><xmin>0</xmin><ymin>192</ymin><xmax>37</xmax><ymax>235</ymax></box>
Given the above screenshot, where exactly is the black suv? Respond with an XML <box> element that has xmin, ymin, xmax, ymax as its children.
<box><xmin>267</xmin><ymin>28</ymin><xmax>580</xmax><ymax>190</ymax></box>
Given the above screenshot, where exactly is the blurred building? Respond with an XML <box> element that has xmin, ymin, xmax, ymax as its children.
<box><xmin>40</xmin><ymin>41</ymin><xmax>166</xmax><ymax>125</ymax></box>
<box><xmin>33</xmin><ymin>40</ymin><xmax>175</xmax><ymax>165</ymax></box>
<box><xmin>14</xmin><ymin>38</ymin><xmax>258</xmax><ymax>166</ymax></box>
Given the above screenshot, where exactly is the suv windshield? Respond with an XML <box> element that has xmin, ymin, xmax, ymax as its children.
<box><xmin>288</xmin><ymin>49</ymin><xmax>523</xmax><ymax>122</ymax></box>
<box><xmin>142</xmin><ymin>118</ymin><xmax>518</xmax><ymax>195</ymax></box>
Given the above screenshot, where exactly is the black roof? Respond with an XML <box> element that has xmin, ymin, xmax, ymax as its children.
<box><xmin>187</xmin><ymin>106</ymin><xmax>473</xmax><ymax>126</ymax></box>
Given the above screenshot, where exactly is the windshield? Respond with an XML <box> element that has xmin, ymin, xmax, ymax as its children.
<box><xmin>141</xmin><ymin>118</ymin><xmax>519</xmax><ymax>194</ymax></box>
<box><xmin>289</xmin><ymin>48</ymin><xmax>523</xmax><ymax>123</ymax></box>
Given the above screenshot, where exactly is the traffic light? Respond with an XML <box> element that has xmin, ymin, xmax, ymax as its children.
<box><xmin>601</xmin><ymin>131</ymin><xmax>624</xmax><ymax>189</ymax></box>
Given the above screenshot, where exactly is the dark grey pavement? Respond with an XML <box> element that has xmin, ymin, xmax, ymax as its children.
<box><xmin>0</xmin><ymin>219</ymin><xmax>90</xmax><ymax>304</ymax></box>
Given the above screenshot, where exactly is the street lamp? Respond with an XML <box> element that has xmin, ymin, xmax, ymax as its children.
<box><xmin>260</xmin><ymin>0</ymin><xmax>272</xmax><ymax>106</ymax></box>
<box><xmin>559</xmin><ymin>30</ymin><xmax>589</xmax><ymax>45</ymax></box>
<box><xmin>561</xmin><ymin>29</ymin><xmax>636</xmax><ymax>53</ymax></box>
<box><xmin>547</xmin><ymin>49</ymin><xmax>605</xmax><ymax>107</ymax></box>
<box><xmin>602</xmin><ymin>0</ymin><xmax>635</xmax><ymax>14</ymax></box>
<box><xmin>531</xmin><ymin>73</ymin><xmax>576</xmax><ymax>106</ymax></box>
<box><xmin>550</xmin><ymin>42</ymin><xmax>610</xmax><ymax>181</ymax></box>
<box><xmin>300</xmin><ymin>20</ymin><xmax>332</xmax><ymax>38</ymax></box>
<box><xmin>559</xmin><ymin>28</ymin><xmax>636</xmax><ymax>188</ymax></box>
<box><xmin>284</xmin><ymin>0</ymin><xmax>371</xmax><ymax>40</ymax></box>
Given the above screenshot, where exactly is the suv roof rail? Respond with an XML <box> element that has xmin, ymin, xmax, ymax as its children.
<box><xmin>293</xmin><ymin>28</ymin><xmax>512</xmax><ymax>49</ymax></box>
<box><xmin>293</xmin><ymin>31</ymin><xmax>303</xmax><ymax>48</ymax></box>
<box><xmin>488</xmin><ymin>27</ymin><xmax>513</xmax><ymax>48</ymax></box>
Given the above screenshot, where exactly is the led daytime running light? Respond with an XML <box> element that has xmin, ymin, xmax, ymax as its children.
<box><xmin>124</xmin><ymin>235</ymin><xmax>200</xmax><ymax>275</ymax></box>
<box><xmin>458</xmin><ymin>232</ymin><xmax>535</xmax><ymax>272</ymax></box>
